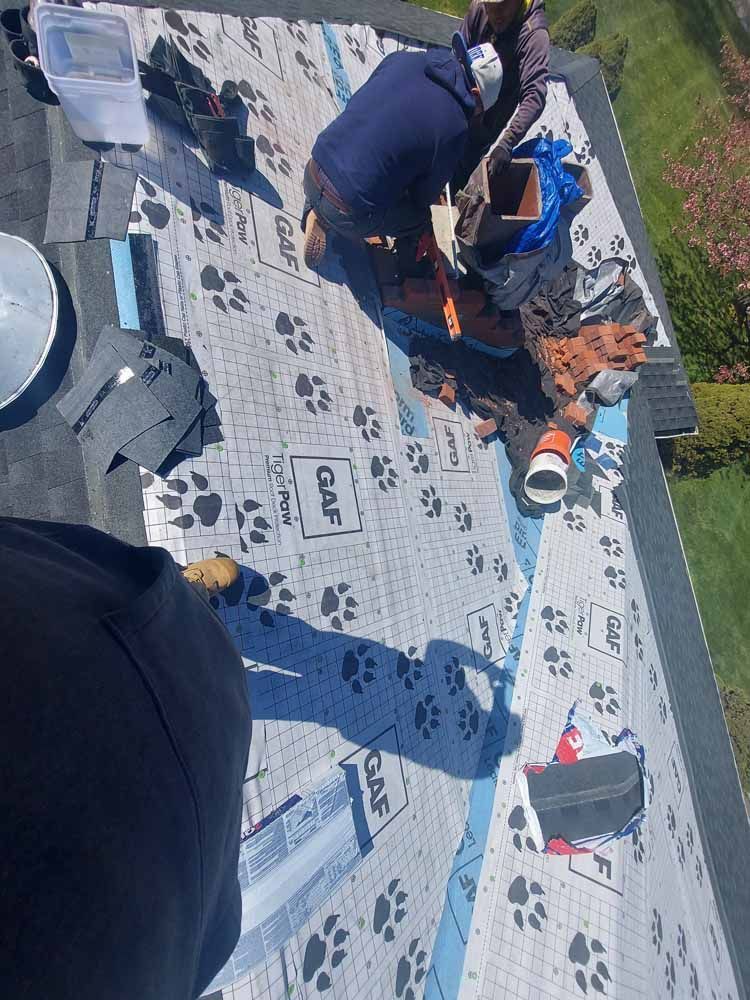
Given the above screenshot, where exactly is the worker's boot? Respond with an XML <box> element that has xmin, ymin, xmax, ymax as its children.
<box><xmin>182</xmin><ymin>556</ymin><xmax>240</xmax><ymax>595</ymax></box>
<box><xmin>303</xmin><ymin>209</ymin><xmax>327</xmax><ymax>269</ymax></box>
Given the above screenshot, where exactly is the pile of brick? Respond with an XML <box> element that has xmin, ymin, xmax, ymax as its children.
<box><xmin>536</xmin><ymin>323</ymin><xmax>648</xmax><ymax>399</ymax></box>
<box><xmin>380</xmin><ymin>279</ymin><xmax>523</xmax><ymax>350</ymax></box>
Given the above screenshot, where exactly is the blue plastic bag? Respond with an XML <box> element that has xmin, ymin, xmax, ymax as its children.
<box><xmin>504</xmin><ymin>137</ymin><xmax>583</xmax><ymax>255</ymax></box>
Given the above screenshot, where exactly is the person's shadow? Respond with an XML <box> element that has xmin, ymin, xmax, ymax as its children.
<box><xmin>213</xmin><ymin>565</ymin><xmax>524</xmax><ymax>850</ymax></box>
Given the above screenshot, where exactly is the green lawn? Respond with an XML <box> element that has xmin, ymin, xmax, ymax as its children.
<box><xmin>668</xmin><ymin>463</ymin><xmax>750</xmax><ymax>693</ymax></box>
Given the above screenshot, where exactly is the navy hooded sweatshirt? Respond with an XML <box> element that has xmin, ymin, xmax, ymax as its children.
<box><xmin>311</xmin><ymin>50</ymin><xmax>476</xmax><ymax>217</ymax></box>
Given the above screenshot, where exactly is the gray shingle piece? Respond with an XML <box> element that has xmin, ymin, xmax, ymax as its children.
<box><xmin>46</xmin><ymin>477</ymin><xmax>91</xmax><ymax>524</ymax></box>
<box><xmin>16</xmin><ymin>160</ymin><xmax>51</xmax><ymax>221</ymax></box>
<box><xmin>11</xmin><ymin>108</ymin><xmax>49</xmax><ymax>171</ymax></box>
<box><xmin>42</xmin><ymin>422</ymin><xmax>86</xmax><ymax>487</ymax></box>
<box><xmin>0</xmin><ymin>143</ymin><xmax>15</xmax><ymax>198</ymax></box>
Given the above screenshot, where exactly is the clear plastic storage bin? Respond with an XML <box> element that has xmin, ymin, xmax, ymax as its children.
<box><xmin>36</xmin><ymin>4</ymin><xmax>148</xmax><ymax>145</ymax></box>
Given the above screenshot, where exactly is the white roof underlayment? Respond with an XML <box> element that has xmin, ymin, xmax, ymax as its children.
<box><xmin>99</xmin><ymin>7</ymin><xmax>738</xmax><ymax>998</ymax></box>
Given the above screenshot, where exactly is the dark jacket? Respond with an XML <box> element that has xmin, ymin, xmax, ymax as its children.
<box><xmin>312</xmin><ymin>49</ymin><xmax>476</xmax><ymax>217</ymax></box>
<box><xmin>458</xmin><ymin>0</ymin><xmax>550</xmax><ymax>183</ymax></box>
<box><xmin>0</xmin><ymin>518</ymin><xmax>252</xmax><ymax>1000</ymax></box>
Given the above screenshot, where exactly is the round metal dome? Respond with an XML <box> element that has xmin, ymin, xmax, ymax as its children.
<box><xmin>0</xmin><ymin>232</ymin><xmax>59</xmax><ymax>410</ymax></box>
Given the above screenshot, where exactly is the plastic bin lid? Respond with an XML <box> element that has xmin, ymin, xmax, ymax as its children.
<box><xmin>36</xmin><ymin>4</ymin><xmax>137</xmax><ymax>84</ymax></box>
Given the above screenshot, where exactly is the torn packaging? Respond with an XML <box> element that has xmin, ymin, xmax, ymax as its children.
<box><xmin>518</xmin><ymin>702</ymin><xmax>648</xmax><ymax>854</ymax></box>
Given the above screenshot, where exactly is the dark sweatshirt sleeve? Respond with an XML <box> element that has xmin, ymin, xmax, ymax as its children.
<box><xmin>460</xmin><ymin>2</ymin><xmax>483</xmax><ymax>45</ymax></box>
<box><xmin>496</xmin><ymin>25</ymin><xmax>550</xmax><ymax>155</ymax></box>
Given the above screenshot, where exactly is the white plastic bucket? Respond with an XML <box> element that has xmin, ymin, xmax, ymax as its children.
<box><xmin>36</xmin><ymin>4</ymin><xmax>148</xmax><ymax>145</ymax></box>
<box><xmin>524</xmin><ymin>450</ymin><xmax>569</xmax><ymax>505</ymax></box>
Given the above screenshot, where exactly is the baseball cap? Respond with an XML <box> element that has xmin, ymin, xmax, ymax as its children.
<box><xmin>451</xmin><ymin>32</ymin><xmax>504</xmax><ymax>111</ymax></box>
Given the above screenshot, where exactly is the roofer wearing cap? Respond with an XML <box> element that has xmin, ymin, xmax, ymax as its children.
<box><xmin>302</xmin><ymin>40</ymin><xmax>503</xmax><ymax>269</ymax></box>
<box><xmin>453</xmin><ymin>0</ymin><xmax>550</xmax><ymax>191</ymax></box>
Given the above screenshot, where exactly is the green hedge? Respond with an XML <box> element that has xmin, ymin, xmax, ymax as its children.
<box><xmin>580</xmin><ymin>32</ymin><xmax>629</xmax><ymax>98</ymax></box>
<box><xmin>721</xmin><ymin>685</ymin><xmax>750</xmax><ymax>793</ymax></box>
<box><xmin>672</xmin><ymin>383</ymin><xmax>750</xmax><ymax>477</ymax></box>
<box><xmin>549</xmin><ymin>0</ymin><xmax>597</xmax><ymax>52</ymax></box>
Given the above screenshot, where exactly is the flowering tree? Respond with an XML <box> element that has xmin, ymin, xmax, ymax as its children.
<box><xmin>664</xmin><ymin>41</ymin><xmax>750</xmax><ymax>292</ymax></box>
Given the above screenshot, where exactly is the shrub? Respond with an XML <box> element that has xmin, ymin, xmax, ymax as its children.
<box><xmin>714</xmin><ymin>362</ymin><xmax>750</xmax><ymax>383</ymax></box>
<box><xmin>672</xmin><ymin>382</ymin><xmax>750</xmax><ymax>476</ymax></box>
<box><xmin>720</xmin><ymin>684</ymin><xmax>750</xmax><ymax>793</ymax></box>
<box><xmin>580</xmin><ymin>33</ymin><xmax>629</xmax><ymax>98</ymax></box>
<box><xmin>549</xmin><ymin>0</ymin><xmax>597</xmax><ymax>52</ymax></box>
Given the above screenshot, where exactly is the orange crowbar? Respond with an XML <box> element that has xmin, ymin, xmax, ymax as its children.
<box><xmin>416</xmin><ymin>230</ymin><xmax>462</xmax><ymax>341</ymax></box>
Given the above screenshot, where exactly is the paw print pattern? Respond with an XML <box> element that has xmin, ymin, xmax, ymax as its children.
<box><xmin>458</xmin><ymin>698</ymin><xmax>480</xmax><ymax>741</ymax></box>
<box><xmin>649</xmin><ymin>664</ymin><xmax>659</xmax><ymax>690</ymax></box>
<box><xmin>419</xmin><ymin>485</ymin><xmax>442</xmax><ymax>518</ymax></box>
<box><xmin>634</xmin><ymin>632</ymin><xmax>644</xmax><ymax>662</ymax></box>
<box><xmin>341</xmin><ymin>644</ymin><xmax>377</xmax><ymax>694</ymax></box>
<box><xmin>609</xmin><ymin>234</ymin><xmax>625</xmax><ymax>254</ymax></box>
<box><xmin>603</xmin><ymin>440</ymin><xmax>625</xmax><ymax>465</ymax></box>
<box><xmin>666</xmin><ymin>803</ymin><xmax>677</xmax><ymax>837</ymax></box>
<box><xmin>343</xmin><ymin>31</ymin><xmax>366</xmax><ymax>63</ymax></box>
<box><xmin>563</xmin><ymin>511</ymin><xmax>586</xmax><ymax>532</ymax></box>
<box><xmin>321</xmin><ymin>582</ymin><xmax>358</xmax><ymax>631</ymax></box>
<box><xmin>466</xmin><ymin>544</ymin><xmax>484</xmax><ymax>575</ymax></box>
<box><xmin>405</xmin><ymin>441</ymin><xmax>429</xmax><ymax>474</ymax></box>
<box><xmin>632</xmin><ymin>826</ymin><xmax>645</xmax><ymax>864</ymax></box>
<box><xmin>677</xmin><ymin>925</ymin><xmax>688</xmax><ymax>965</ymax></box>
<box><xmin>275</xmin><ymin>312</ymin><xmax>313</xmax><ymax>354</ymax></box>
<box><xmin>652</xmin><ymin>909</ymin><xmax>663</xmax><ymax>954</ymax></box>
<box><xmin>599</xmin><ymin>535</ymin><xmax>623</xmax><ymax>558</ymax></box>
<box><xmin>631</xmin><ymin>598</ymin><xmax>641</xmax><ymax>626</ymax></box>
<box><xmin>493</xmin><ymin>555</ymin><xmax>508</xmax><ymax>582</ymax></box>
<box><xmin>589</xmin><ymin>681</ymin><xmax>620</xmax><ymax>716</ymax></box>
<box><xmin>541</xmin><ymin>605</ymin><xmax>569</xmax><ymax>635</ymax></box>
<box><xmin>285</xmin><ymin>21</ymin><xmax>309</xmax><ymax>44</ymax></box>
<box><xmin>443</xmin><ymin>657</ymin><xmax>466</xmax><ymax>696</ymax></box>
<box><xmin>302</xmin><ymin>913</ymin><xmax>349</xmax><ymax>993</ymax></box>
<box><xmin>544</xmin><ymin>645</ymin><xmax>573</xmax><ymax>679</ymax></box>
<box><xmin>158</xmin><ymin>471</ymin><xmax>222</xmax><ymax>530</ymax></box>
<box><xmin>373</xmin><ymin>878</ymin><xmax>408</xmax><ymax>942</ymax></box>
<box><xmin>414</xmin><ymin>695</ymin><xmax>441</xmax><ymax>739</ymax></box>
<box><xmin>586</xmin><ymin>245</ymin><xmax>602</xmax><ymax>267</ymax></box>
<box><xmin>200</xmin><ymin>264</ymin><xmax>248</xmax><ymax>314</ymax></box>
<box><xmin>371</xmin><ymin>455</ymin><xmax>399</xmax><ymax>492</ymax></box>
<box><xmin>604</xmin><ymin>565</ymin><xmax>627</xmax><ymax>590</ymax></box>
<box><xmin>353</xmin><ymin>404</ymin><xmax>381</xmax><ymax>442</ymax></box>
<box><xmin>296</xmin><ymin>373</ymin><xmax>333</xmax><ymax>414</ymax></box>
<box><xmin>237</xmin><ymin>78</ymin><xmax>276</xmax><ymax>124</ymax></box>
<box><xmin>504</xmin><ymin>590</ymin><xmax>522</xmax><ymax>618</ymax></box>
<box><xmin>190</xmin><ymin>198</ymin><xmax>225</xmax><ymax>245</ymax></box>
<box><xmin>695</xmin><ymin>855</ymin><xmax>704</xmax><ymax>886</ymax></box>
<box><xmin>508</xmin><ymin>875</ymin><xmax>547</xmax><ymax>931</ymax></box>
<box><xmin>658</xmin><ymin>695</ymin><xmax>668</xmax><ymax>723</ymax></box>
<box><xmin>568</xmin><ymin>931</ymin><xmax>611</xmax><ymax>995</ymax></box>
<box><xmin>454</xmin><ymin>502</ymin><xmax>473</xmax><ymax>532</ymax></box>
<box><xmin>255</xmin><ymin>134</ymin><xmax>292</xmax><ymax>176</ymax></box>
<box><xmin>246</xmin><ymin>571</ymin><xmax>296</xmax><ymax>627</ymax></box>
<box><xmin>665</xmin><ymin>951</ymin><xmax>677</xmax><ymax>999</ymax></box>
<box><xmin>689</xmin><ymin>963</ymin><xmax>700</xmax><ymax>1000</ymax></box>
<box><xmin>575</xmin><ymin>138</ymin><xmax>593</xmax><ymax>165</ymax></box>
<box><xmin>572</xmin><ymin>223</ymin><xmax>589</xmax><ymax>246</ymax></box>
<box><xmin>295</xmin><ymin>48</ymin><xmax>328</xmax><ymax>91</ymax></box>
<box><xmin>686</xmin><ymin>822</ymin><xmax>695</xmax><ymax>853</ymax></box>
<box><xmin>536</xmin><ymin>124</ymin><xmax>554</xmax><ymax>141</ymax></box>
<box><xmin>396</xmin><ymin>646</ymin><xmax>423</xmax><ymax>691</ymax></box>
<box><xmin>234</xmin><ymin>497</ymin><xmax>272</xmax><ymax>551</ymax></box>
<box><xmin>131</xmin><ymin>178</ymin><xmax>171</xmax><ymax>230</ymax></box>
<box><xmin>165</xmin><ymin>10</ymin><xmax>211</xmax><ymax>61</ymax></box>
<box><xmin>395</xmin><ymin>938</ymin><xmax>427</xmax><ymax>1000</ymax></box>
<box><xmin>508</xmin><ymin>804</ymin><xmax>537</xmax><ymax>853</ymax></box>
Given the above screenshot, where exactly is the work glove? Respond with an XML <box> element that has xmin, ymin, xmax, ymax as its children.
<box><xmin>487</xmin><ymin>143</ymin><xmax>512</xmax><ymax>178</ymax></box>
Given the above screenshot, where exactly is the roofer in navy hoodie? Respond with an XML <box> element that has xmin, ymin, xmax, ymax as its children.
<box><xmin>302</xmin><ymin>36</ymin><xmax>503</xmax><ymax>269</ymax></box>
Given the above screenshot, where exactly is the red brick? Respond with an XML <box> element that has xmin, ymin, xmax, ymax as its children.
<box><xmin>563</xmin><ymin>402</ymin><xmax>593</xmax><ymax>429</ymax></box>
<box><xmin>475</xmin><ymin>418</ymin><xmax>498</xmax><ymax>440</ymax></box>
<box><xmin>556</xmin><ymin>373</ymin><xmax>576</xmax><ymax>397</ymax></box>
<box><xmin>438</xmin><ymin>383</ymin><xmax>456</xmax><ymax>407</ymax></box>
